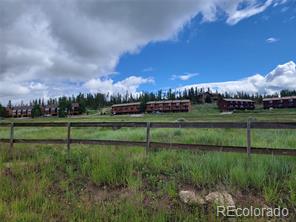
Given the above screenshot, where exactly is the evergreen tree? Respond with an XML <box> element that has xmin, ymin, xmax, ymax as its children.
<box><xmin>0</xmin><ymin>104</ymin><xmax>5</xmax><ymax>118</ymax></box>
<box><xmin>7</xmin><ymin>100</ymin><xmax>12</xmax><ymax>108</ymax></box>
<box><xmin>76</xmin><ymin>93</ymin><xmax>86</xmax><ymax>113</ymax></box>
<box><xmin>31</xmin><ymin>103</ymin><xmax>42</xmax><ymax>118</ymax></box>
<box><xmin>139</xmin><ymin>92</ymin><xmax>150</xmax><ymax>112</ymax></box>
<box><xmin>205</xmin><ymin>94</ymin><xmax>212</xmax><ymax>103</ymax></box>
<box><xmin>58</xmin><ymin>97</ymin><xmax>71</xmax><ymax>117</ymax></box>
<box><xmin>281</xmin><ymin>89</ymin><xmax>296</xmax><ymax>97</ymax></box>
<box><xmin>157</xmin><ymin>90</ymin><xmax>162</xmax><ymax>101</ymax></box>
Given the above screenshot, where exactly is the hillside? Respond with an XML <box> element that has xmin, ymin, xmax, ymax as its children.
<box><xmin>0</xmin><ymin>104</ymin><xmax>296</xmax><ymax>221</ymax></box>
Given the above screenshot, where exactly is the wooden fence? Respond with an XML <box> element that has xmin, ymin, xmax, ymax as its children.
<box><xmin>1</xmin><ymin>120</ymin><xmax>296</xmax><ymax>157</ymax></box>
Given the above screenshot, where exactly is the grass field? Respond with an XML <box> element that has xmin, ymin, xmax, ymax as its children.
<box><xmin>1</xmin><ymin>104</ymin><xmax>296</xmax><ymax>221</ymax></box>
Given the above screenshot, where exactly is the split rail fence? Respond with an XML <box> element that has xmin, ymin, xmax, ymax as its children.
<box><xmin>1</xmin><ymin>121</ymin><xmax>296</xmax><ymax>157</ymax></box>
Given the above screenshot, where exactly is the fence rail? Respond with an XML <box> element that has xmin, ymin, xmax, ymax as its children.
<box><xmin>1</xmin><ymin>121</ymin><xmax>296</xmax><ymax>157</ymax></box>
<box><xmin>1</xmin><ymin>121</ymin><xmax>296</xmax><ymax>128</ymax></box>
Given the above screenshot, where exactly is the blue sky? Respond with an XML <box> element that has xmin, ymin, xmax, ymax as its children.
<box><xmin>1</xmin><ymin>0</ymin><xmax>296</xmax><ymax>104</ymax></box>
<box><xmin>116</xmin><ymin>1</ymin><xmax>296</xmax><ymax>92</ymax></box>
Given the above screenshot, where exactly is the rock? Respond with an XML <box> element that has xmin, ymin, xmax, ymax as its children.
<box><xmin>179</xmin><ymin>190</ymin><xmax>195</xmax><ymax>203</ymax></box>
<box><xmin>205</xmin><ymin>191</ymin><xmax>235</xmax><ymax>206</ymax></box>
<box><xmin>179</xmin><ymin>190</ymin><xmax>205</xmax><ymax>205</ymax></box>
<box><xmin>195</xmin><ymin>194</ymin><xmax>206</xmax><ymax>205</ymax></box>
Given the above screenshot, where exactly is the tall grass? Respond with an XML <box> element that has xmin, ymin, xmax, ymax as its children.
<box><xmin>1</xmin><ymin>144</ymin><xmax>296</xmax><ymax>220</ymax></box>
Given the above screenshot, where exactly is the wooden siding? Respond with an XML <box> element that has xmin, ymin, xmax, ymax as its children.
<box><xmin>218</xmin><ymin>99</ymin><xmax>255</xmax><ymax>111</ymax></box>
<box><xmin>111</xmin><ymin>103</ymin><xmax>141</xmax><ymax>115</ymax></box>
<box><xmin>5</xmin><ymin>103</ymin><xmax>80</xmax><ymax>118</ymax></box>
<box><xmin>112</xmin><ymin>100</ymin><xmax>191</xmax><ymax>115</ymax></box>
<box><xmin>9</xmin><ymin>106</ymin><xmax>33</xmax><ymax>118</ymax></box>
<box><xmin>263</xmin><ymin>96</ymin><xmax>296</xmax><ymax>109</ymax></box>
<box><xmin>70</xmin><ymin>103</ymin><xmax>80</xmax><ymax>115</ymax></box>
<box><xmin>43</xmin><ymin>105</ymin><xmax>58</xmax><ymax>116</ymax></box>
<box><xmin>146</xmin><ymin>100</ymin><xmax>191</xmax><ymax>113</ymax></box>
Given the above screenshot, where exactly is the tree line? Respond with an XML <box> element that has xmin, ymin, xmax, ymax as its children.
<box><xmin>1</xmin><ymin>88</ymin><xmax>296</xmax><ymax>118</ymax></box>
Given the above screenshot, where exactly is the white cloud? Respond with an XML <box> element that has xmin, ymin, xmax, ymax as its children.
<box><xmin>0</xmin><ymin>81</ymin><xmax>30</xmax><ymax>97</ymax></box>
<box><xmin>0</xmin><ymin>81</ymin><xmax>50</xmax><ymax>104</ymax></box>
<box><xmin>179</xmin><ymin>61</ymin><xmax>296</xmax><ymax>95</ymax></box>
<box><xmin>226</xmin><ymin>0</ymin><xmax>274</xmax><ymax>25</ymax></box>
<box><xmin>0</xmin><ymin>0</ymin><xmax>286</xmax><ymax>103</ymax></box>
<box><xmin>84</xmin><ymin>76</ymin><xmax>154</xmax><ymax>95</ymax></box>
<box><xmin>171</xmin><ymin>73</ymin><xmax>199</xmax><ymax>81</ymax></box>
<box><xmin>29</xmin><ymin>82</ymin><xmax>48</xmax><ymax>91</ymax></box>
<box><xmin>273</xmin><ymin>0</ymin><xmax>288</xmax><ymax>7</ymax></box>
<box><xmin>266</xmin><ymin>37</ymin><xmax>280</xmax><ymax>43</ymax></box>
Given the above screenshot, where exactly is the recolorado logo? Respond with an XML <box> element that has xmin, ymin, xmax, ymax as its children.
<box><xmin>217</xmin><ymin>206</ymin><xmax>289</xmax><ymax>218</ymax></box>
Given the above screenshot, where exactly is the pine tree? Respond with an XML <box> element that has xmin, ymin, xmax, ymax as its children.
<box><xmin>58</xmin><ymin>97</ymin><xmax>71</xmax><ymax>117</ymax></box>
<box><xmin>0</xmin><ymin>103</ymin><xmax>5</xmax><ymax>118</ymax></box>
<box><xmin>31</xmin><ymin>103</ymin><xmax>42</xmax><ymax>118</ymax></box>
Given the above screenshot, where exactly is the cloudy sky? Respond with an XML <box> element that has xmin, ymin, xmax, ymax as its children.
<box><xmin>0</xmin><ymin>0</ymin><xmax>296</xmax><ymax>104</ymax></box>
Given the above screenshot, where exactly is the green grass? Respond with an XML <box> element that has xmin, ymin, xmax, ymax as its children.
<box><xmin>1</xmin><ymin>104</ymin><xmax>296</xmax><ymax>147</ymax></box>
<box><xmin>1</xmin><ymin>104</ymin><xmax>296</xmax><ymax>221</ymax></box>
<box><xmin>0</xmin><ymin>145</ymin><xmax>295</xmax><ymax>221</ymax></box>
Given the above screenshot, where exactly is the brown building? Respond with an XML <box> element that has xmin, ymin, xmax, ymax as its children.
<box><xmin>10</xmin><ymin>106</ymin><xmax>33</xmax><ymax>118</ymax></box>
<box><xmin>4</xmin><ymin>107</ymin><xmax>13</xmax><ymax>118</ymax></box>
<box><xmin>197</xmin><ymin>92</ymin><xmax>220</xmax><ymax>103</ymax></box>
<box><xmin>4</xmin><ymin>102</ymin><xmax>82</xmax><ymax>118</ymax></box>
<box><xmin>27</xmin><ymin>107</ymin><xmax>33</xmax><ymax>117</ymax></box>
<box><xmin>217</xmin><ymin>98</ymin><xmax>255</xmax><ymax>111</ymax></box>
<box><xmin>70</xmin><ymin>103</ymin><xmax>80</xmax><ymax>115</ymax></box>
<box><xmin>146</xmin><ymin>100</ymin><xmax>191</xmax><ymax>113</ymax></box>
<box><xmin>44</xmin><ymin>104</ymin><xmax>58</xmax><ymax>116</ymax></box>
<box><xmin>263</xmin><ymin>96</ymin><xmax>296</xmax><ymax>109</ymax></box>
<box><xmin>11</xmin><ymin>108</ymin><xmax>17</xmax><ymax>118</ymax></box>
<box><xmin>111</xmin><ymin>102</ymin><xmax>141</xmax><ymax>115</ymax></box>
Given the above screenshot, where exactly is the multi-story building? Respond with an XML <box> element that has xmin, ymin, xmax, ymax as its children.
<box><xmin>263</xmin><ymin>96</ymin><xmax>296</xmax><ymax>109</ymax></box>
<box><xmin>111</xmin><ymin>102</ymin><xmax>141</xmax><ymax>115</ymax></box>
<box><xmin>217</xmin><ymin>98</ymin><xmax>255</xmax><ymax>111</ymax></box>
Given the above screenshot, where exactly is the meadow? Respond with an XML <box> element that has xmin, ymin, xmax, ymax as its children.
<box><xmin>1</xmin><ymin>104</ymin><xmax>296</xmax><ymax>221</ymax></box>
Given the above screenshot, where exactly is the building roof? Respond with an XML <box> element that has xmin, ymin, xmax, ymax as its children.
<box><xmin>11</xmin><ymin>106</ymin><xmax>33</xmax><ymax>110</ymax></box>
<box><xmin>262</xmin><ymin>96</ymin><xmax>296</xmax><ymax>101</ymax></box>
<box><xmin>45</xmin><ymin>104</ymin><xmax>58</xmax><ymax>108</ymax></box>
<box><xmin>146</xmin><ymin>100</ymin><xmax>191</xmax><ymax>104</ymax></box>
<box><xmin>112</xmin><ymin>102</ymin><xmax>141</xmax><ymax>107</ymax></box>
<box><xmin>223</xmin><ymin>98</ymin><xmax>254</xmax><ymax>102</ymax></box>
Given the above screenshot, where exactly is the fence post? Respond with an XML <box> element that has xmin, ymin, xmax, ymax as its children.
<box><xmin>10</xmin><ymin>122</ymin><xmax>14</xmax><ymax>158</ymax></box>
<box><xmin>146</xmin><ymin>122</ymin><xmax>151</xmax><ymax>153</ymax></box>
<box><xmin>246</xmin><ymin>118</ymin><xmax>252</xmax><ymax>158</ymax></box>
<box><xmin>67</xmin><ymin>122</ymin><xmax>71</xmax><ymax>159</ymax></box>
